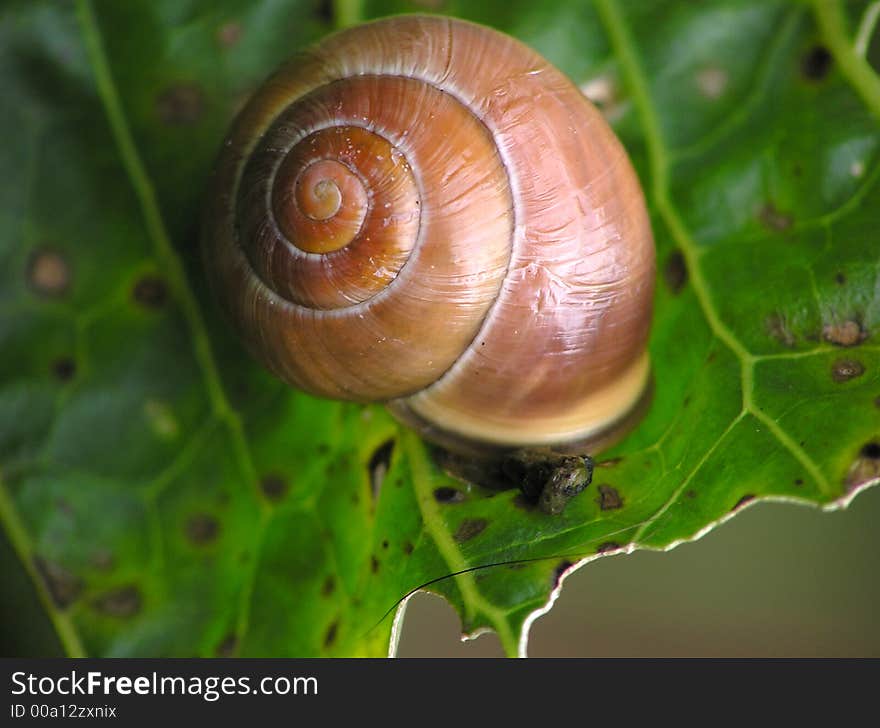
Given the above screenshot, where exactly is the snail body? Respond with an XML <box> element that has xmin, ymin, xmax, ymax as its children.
<box><xmin>203</xmin><ymin>15</ymin><xmax>655</xmax><ymax>456</ymax></box>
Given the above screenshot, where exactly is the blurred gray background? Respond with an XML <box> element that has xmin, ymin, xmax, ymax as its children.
<box><xmin>398</xmin><ymin>485</ymin><xmax>880</xmax><ymax>656</ymax></box>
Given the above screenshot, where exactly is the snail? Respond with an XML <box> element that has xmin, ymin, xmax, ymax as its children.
<box><xmin>202</xmin><ymin>15</ymin><xmax>655</xmax><ymax>514</ymax></box>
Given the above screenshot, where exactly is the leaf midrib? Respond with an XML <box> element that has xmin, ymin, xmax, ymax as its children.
<box><xmin>404</xmin><ymin>432</ymin><xmax>519</xmax><ymax>657</ymax></box>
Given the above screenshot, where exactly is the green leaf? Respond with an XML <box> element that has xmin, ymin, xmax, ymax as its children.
<box><xmin>1</xmin><ymin>0</ymin><xmax>878</xmax><ymax>657</ymax></box>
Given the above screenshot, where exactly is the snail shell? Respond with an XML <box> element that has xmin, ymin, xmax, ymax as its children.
<box><xmin>203</xmin><ymin>15</ymin><xmax>655</xmax><ymax>454</ymax></box>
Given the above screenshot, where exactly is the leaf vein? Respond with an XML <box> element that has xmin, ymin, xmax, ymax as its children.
<box><xmin>596</xmin><ymin>0</ymin><xmax>832</xmax><ymax>496</ymax></box>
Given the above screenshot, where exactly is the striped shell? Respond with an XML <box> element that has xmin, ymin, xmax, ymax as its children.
<box><xmin>203</xmin><ymin>15</ymin><xmax>655</xmax><ymax>452</ymax></box>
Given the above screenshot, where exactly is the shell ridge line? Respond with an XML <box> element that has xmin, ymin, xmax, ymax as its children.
<box><xmin>228</xmin><ymin>72</ymin><xmax>519</xmax><ymax>333</ymax></box>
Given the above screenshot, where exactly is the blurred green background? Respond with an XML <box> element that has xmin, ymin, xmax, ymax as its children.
<box><xmin>5</xmin><ymin>485</ymin><xmax>878</xmax><ymax>656</ymax></box>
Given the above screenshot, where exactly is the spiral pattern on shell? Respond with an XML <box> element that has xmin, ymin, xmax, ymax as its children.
<box><xmin>204</xmin><ymin>16</ymin><xmax>655</xmax><ymax>451</ymax></box>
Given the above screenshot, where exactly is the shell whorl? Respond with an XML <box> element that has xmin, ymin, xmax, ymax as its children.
<box><xmin>204</xmin><ymin>16</ymin><xmax>655</xmax><ymax>450</ymax></box>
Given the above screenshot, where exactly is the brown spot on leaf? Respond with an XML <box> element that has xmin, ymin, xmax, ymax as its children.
<box><xmin>27</xmin><ymin>249</ymin><xmax>70</xmax><ymax>297</ymax></box>
<box><xmin>453</xmin><ymin>518</ymin><xmax>488</xmax><ymax>543</ymax></box>
<box><xmin>403</xmin><ymin>541</ymin><xmax>414</xmax><ymax>555</ymax></box>
<box><xmin>321</xmin><ymin>576</ymin><xmax>335</xmax><ymax>597</ymax></box>
<box><xmin>596</xmin><ymin>457</ymin><xmax>622</xmax><ymax>468</ymax></box>
<box><xmin>732</xmin><ymin>494</ymin><xmax>755</xmax><ymax>511</ymax></box>
<box><xmin>696</xmin><ymin>66</ymin><xmax>728</xmax><ymax>99</ymax></box>
<box><xmin>844</xmin><ymin>442</ymin><xmax>880</xmax><ymax>493</ymax></box>
<box><xmin>90</xmin><ymin>549</ymin><xmax>115</xmax><ymax>572</ymax></box>
<box><xmin>433</xmin><ymin>486</ymin><xmax>465</xmax><ymax>503</ymax></box>
<box><xmin>260</xmin><ymin>473</ymin><xmax>287</xmax><ymax>502</ymax></box>
<box><xmin>216</xmin><ymin>21</ymin><xmax>242</xmax><ymax>48</ymax></box>
<box><xmin>664</xmin><ymin>249</ymin><xmax>688</xmax><ymax>294</ymax></box>
<box><xmin>801</xmin><ymin>44</ymin><xmax>833</xmax><ymax>81</ymax></box>
<box><xmin>34</xmin><ymin>557</ymin><xmax>81</xmax><ymax>608</ymax></box>
<box><xmin>368</xmin><ymin>439</ymin><xmax>394</xmax><ymax>499</ymax></box>
<box><xmin>794</xmin><ymin>478</ymin><xmax>804</xmax><ymax>486</ymax></box>
<box><xmin>831</xmin><ymin>358</ymin><xmax>865</xmax><ymax>382</ymax></box>
<box><xmin>766</xmin><ymin>312</ymin><xmax>796</xmax><ymax>348</ymax></box>
<box><xmin>758</xmin><ymin>202</ymin><xmax>793</xmax><ymax>231</ymax></box>
<box><xmin>835</xmin><ymin>272</ymin><xmax>846</xmax><ymax>285</ymax></box>
<box><xmin>324</xmin><ymin>620</ymin><xmax>339</xmax><ymax>648</ymax></box>
<box><xmin>597</xmin><ymin>542</ymin><xmax>621</xmax><ymax>554</ymax></box>
<box><xmin>156</xmin><ymin>82</ymin><xmax>205</xmax><ymax>125</ymax></box>
<box><xmin>686</xmin><ymin>489</ymin><xmax>697</xmax><ymax>499</ymax></box>
<box><xmin>216</xmin><ymin>633</ymin><xmax>238</xmax><ymax>657</ymax></box>
<box><xmin>823</xmin><ymin>320</ymin><xmax>865</xmax><ymax>347</ymax></box>
<box><xmin>552</xmin><ymin>560</ymin><xmax>573</xmax><ymax>589</ymax></box>
<box><xmin>580</xmin><ymin>73</ymin><xmax>626</xmax><ymax>122</ymax></box>
<box><xmin>370</xmin><ymin>555</ymin><xmax>379</xmax><ymax>573</ymax></box>
<box><xmin>132</xmin><ymin>275</ymin><xmax>168</xmax><ymax>309</ymax></box>
<box><xmin>51</xmin><ymin>356</ymin><xmax>76</xmax><ymax>382</ymax></box>
<box><xmin>93</xmin><ymin>585</ymin><xmax>142</xmax><ymax>618</ymax></box>
<box><xmin>596</xmin><ymin>484</ymin><xmax>623</xmax><ymax>511</ymax></box>
<box><xmin>185</xmin><ymin>513</ymin><xmax>220</xmax><ymax>545</ymax></box>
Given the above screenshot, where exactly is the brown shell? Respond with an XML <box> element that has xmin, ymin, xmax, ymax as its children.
<box><xmin>202</xmin><ymin>15</ymin><xmax>655</xmax><ymax>452</ymax></box>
